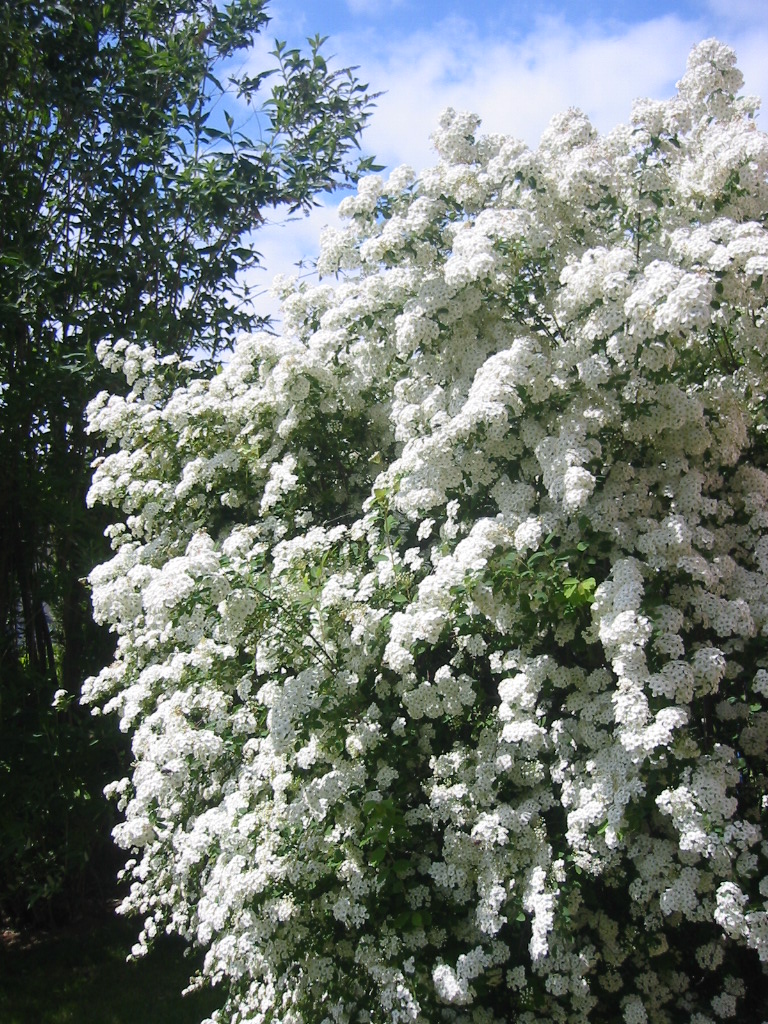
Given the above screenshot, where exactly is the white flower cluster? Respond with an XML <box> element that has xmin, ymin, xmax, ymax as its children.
<box><xmin>85</xmin><ymin>40</ymin><xmax>768</xmax><ymax>1024</ymax></box>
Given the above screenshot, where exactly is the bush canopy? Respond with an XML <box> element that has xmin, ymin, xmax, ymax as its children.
<box><xmin>86</xmin><ymin>39</ymin><xmax>768</xmax><ymax>1024</ymax></box>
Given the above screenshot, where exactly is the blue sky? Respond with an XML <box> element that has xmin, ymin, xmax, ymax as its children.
<box><xmin>236</xmin><ymin>0</ymin><xmax>768</xmax><ymax>320</ymax></box>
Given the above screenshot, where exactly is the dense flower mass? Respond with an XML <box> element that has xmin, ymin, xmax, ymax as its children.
<box><xmin>85</xmin><ymin>40</ymin><xmax>768</xmax><ymax>1024</ymax></box>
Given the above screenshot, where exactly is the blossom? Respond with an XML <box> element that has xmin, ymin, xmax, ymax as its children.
<box><xmin>84</xmin><ymin>40</ymin><xmax>768</xmax><ymax>1024</ymax></box>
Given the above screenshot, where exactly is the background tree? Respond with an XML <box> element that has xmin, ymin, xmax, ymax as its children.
<box><xmin>0</xmin><ymin>0</ymin><xmax>376</xmax><ymax>922</ymax></box>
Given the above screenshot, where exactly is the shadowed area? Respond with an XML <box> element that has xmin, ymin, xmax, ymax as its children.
<box><xmin>0</xmin><ymin>909</ymin><xmax>220</xmax><ymax>1024</ymax></box>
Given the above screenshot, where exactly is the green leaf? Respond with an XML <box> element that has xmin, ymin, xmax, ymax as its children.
<box><xmin>368</xmin><ymin>846</ymin><xmax>387</xmax><ymax>866</ymax></box>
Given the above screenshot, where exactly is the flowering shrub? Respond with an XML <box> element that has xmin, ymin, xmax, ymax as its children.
<box><xmin>84</xmin><ymin>39</ymin><xmax>768</xmax><ymax>1024</ymax></box>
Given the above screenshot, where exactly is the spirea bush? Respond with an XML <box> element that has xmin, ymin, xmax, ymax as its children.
<box><xmin>84</xmin><ymin>39</ymin><xmax>768</xmax><ymax>1024</ymax></box>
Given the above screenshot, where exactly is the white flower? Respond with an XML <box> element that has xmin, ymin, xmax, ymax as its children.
<box><xmin>83</xmin><ymin>42</ymin><xmax>768</xmax><ymax>1024</ymax></box>
<box><xmin>514</xmin><ymin>517</ymin><xmax>543</xmax><ymax>553</ymax></box>
<box><xmin>432</xmin><ymin>963</ymin><xmax>471</xmax><ymax>1005</ymax></box>
<box><xmin>563</xmin><ymin>466</ymin><xmax>596</xmax><ymax>510</ymax></box>
<box><xmin>417</xmin><ymin>518</ymin><xmax>435</xmax><ymax>541</ymax></box>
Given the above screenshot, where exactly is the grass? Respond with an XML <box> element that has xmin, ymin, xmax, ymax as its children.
<box><xmin>0</xmin><ymin>911</ymin><xmax>222</xmax><ymax>1024</ymax></box>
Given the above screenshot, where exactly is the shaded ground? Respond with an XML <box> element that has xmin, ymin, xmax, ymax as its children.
<box><xmin>0</xmin><ymin>906</ymin><xmax>221</xmax><ymax>1024</ymax></box>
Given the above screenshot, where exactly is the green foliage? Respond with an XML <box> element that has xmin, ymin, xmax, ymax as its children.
<box><xmin>0</xmin><ymin>0</ymin><xmax>377</xmax><ymax>921</ymax></box>
<box><xmin>0</xmin><ymin>0</ymin><xmax>377</xmax><ymax>363</ymax></box>
<box><xmin>484</xmin><ymin>528</ymin><xmax>603</xmax><ymax>646</ymax></box>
